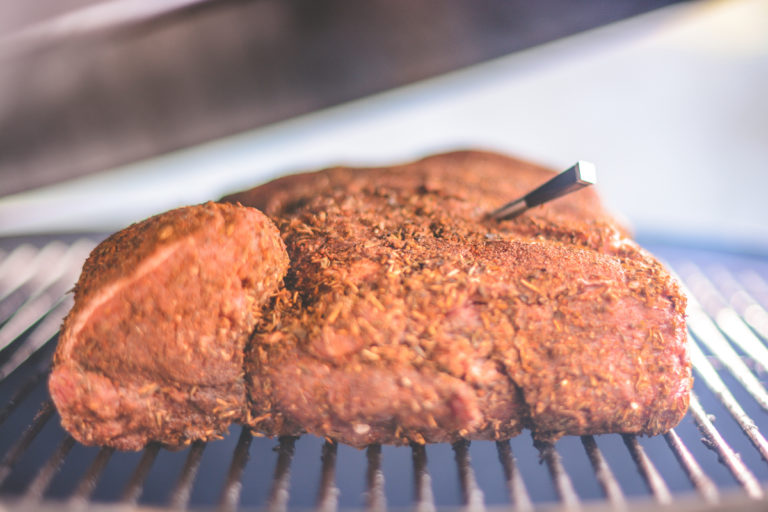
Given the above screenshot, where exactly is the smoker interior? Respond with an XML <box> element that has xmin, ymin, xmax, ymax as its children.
<box><xmin>0</xmin><ymin>235</ymin><xmax>767</xmax><ymax>511</ymax></box>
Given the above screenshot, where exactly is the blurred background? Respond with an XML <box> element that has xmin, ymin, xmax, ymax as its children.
<box><xmin>0</xmin><ymin>0</ymin><xmax>766</xmax><ymax>251</ymax></box>
<box><xmin>3</xmin><ymin>2</ymin><xmax>768</xmax><ymax>509</ymax></box>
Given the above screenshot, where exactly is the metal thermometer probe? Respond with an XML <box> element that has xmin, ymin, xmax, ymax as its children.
<box><xmin>490</xmin><ymin>161</ymin><xmax>597</xmax><ymax>220</ymax></box>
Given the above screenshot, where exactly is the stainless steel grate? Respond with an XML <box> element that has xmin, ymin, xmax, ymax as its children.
<box><xmin>1</xmin><ymin>236</ymin><xmax>767</xmax><ymax>511</ymax></box>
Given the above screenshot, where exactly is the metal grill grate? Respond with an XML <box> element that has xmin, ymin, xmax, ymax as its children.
<box><xmin>0</xmin><ymin>236</ymin><xmax>767</xmax><ymax>511</ymax></box>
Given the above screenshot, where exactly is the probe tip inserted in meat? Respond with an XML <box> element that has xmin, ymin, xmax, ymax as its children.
<box><xmin>490</xmin><ymin>161</ymin><xmax>597</xmax><ymax>220</ymax></box>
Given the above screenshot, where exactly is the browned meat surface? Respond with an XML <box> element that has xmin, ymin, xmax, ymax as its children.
<box><xmin>223</xmin><ymin>150</ymin><xmax>691</xmax><ymax>447</ymax></box>
<box><xmin>49</xmin><ymin>150</ymin><xmax>690</xmax><ymax>451</ymax></box>
<box><xmin>49</xmin><ymin>202</ymin><xmax>288</xmax><ymax>450</ymax></box>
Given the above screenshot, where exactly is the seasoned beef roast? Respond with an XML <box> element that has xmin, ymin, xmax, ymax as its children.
<box><xmin>223</xmin><ymin>150</ymin><xmax>691</xmax><ymax>447</ymax></box>
<box><xmin>50</xmin><ymin>150</ymin><xmax>690</xmax><ymax>451</ymax></box>
<box><xmin>49</xmin><ymin>202</ymin><xmax>288</xmax><ymax>450</ymax></box>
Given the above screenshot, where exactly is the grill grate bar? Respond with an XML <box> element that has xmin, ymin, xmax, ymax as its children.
<box><xmin>621</xmin><ymin>434</ymin><xmax>672</xmax><ymax>504</ymax></box>
<box><xmin>688</xmin><ymin>394</ymin><xmax>764</xmax><ymax>499</ymax></box>
<box><xmin>5</xmin><ymin>240</ymin><xmax>90</xmax><ymax>314</ymax></box>
<box><xmin>711</xmin><ymin>267</ymin><xmax>768</xmax><ymax>351</ymax></box>
<box><xmin>535</xmin><ymin>440</ymin><xmax>581</xmax><ymax>510</ymax></box>
<box><xmin>688</xmin><ymin>337</ymin><xmax>768</xmax><ymax>461</ymax></box>
<box><xmin>0</xmin><ymin>365</ymin><xmax>49</xmax><ymax>428</ymax></box>
<box><xmin>22</xmin><ymin>434</ymin><xmax>75</xmax><ymax>503</ymax></box>
<box><xmin>0</xmin><ymin>241</ymin><xmax>73</xmax><ymax>327</ymax></box>
<box><xmin>678</xmin><ymin>280</ymin><xmax>768</xmax><ymax>412</ymax></box>
<box><xmin>364</xmin><ymin>444</ymin><xmax>386</xmax><ymax>512</ymax></box>
<box><xmin>0</xmin><ymin>243</ymin><xmax>57</xmax><ymax>304</ymax></box>
<box><xmin>218</xmin><ymin>427</ymin><xmax>252</xmax><ymax>512</ymax></box>
<box><xmin>411</xmin><ymin>443</ymin><xmax>436</xmax><ymax>512</ymax></box>
<box><xmin>169</xmin><ymin>440</ymin><xmax>206</xmax><ymax>510</ymax></box>
<box><xmin>711</xmin><ymin>299</ymin><xmax>768</xmax><ymax>372</ymax></box>
<box><xmin>69</xmin><ymin>446</ymin><xmax>114</xmax><ymax>508</ymax></box>
<box><xmin>0</xmin><ymin>291</ymin><xmax>65</xmax><ymax>355</ymax></box>
<box><xmin>739</xmin><ymin>269</ymin><xmax>768</xmax><ymax>310</ymax></box>
<box><xmin>121</xmin><ymin>442</ymin><xmax>161</xmax><ymax>505</ymax></box>
<box><xmin>316</xmin><ymin>440</ymin><xmax>339</xmax><ymax>512</ymax></box>
<box><xmin>581</xmin><ymin>435</ymin><xmax>626</xmax><ymax>509</ymax></box>
<box><xmin>683</xmin><ymin>264</ymin><xmax>768</xmax><ymax>373</ymax></box>
<box><xmin>452</xmin><ymin>440</ymin><xmax>486</xmax><ymax>511</ymax></box>
<box><xmin>0</xmin><ymin>400</ymin><xmax>55</xmax><ymax>486</ymax></box>
<box><xmin>495</xmin><ymin>440</ymin><xmax>533</xmax><ymax>512</ymax></box>
<box><xmin>663</xmin><ymin>429</ymin><xmax>719</xmax><ymax>503</ymax></box>
<box><xmin>0</xmin><ymin>300</ymin><xmax>69</xmax><ymax>382</ymax></box>
<box><xmin>0</xmin><ymin>239</ymin><xmax>91</xmax><ymax>358</ymax></box>
<box><xmin>267</xmin><ymin>436</ymin><xmax>296</xmax><ymax>512</ymax></box>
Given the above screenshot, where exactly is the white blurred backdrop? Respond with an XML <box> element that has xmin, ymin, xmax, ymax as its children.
<box><xmin>1</xmin><ymin>0</ymin><xmax>766</xmax><ymax>251</ymax></box>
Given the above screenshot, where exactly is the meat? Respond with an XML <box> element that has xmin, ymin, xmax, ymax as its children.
<box><xmin>50</xmin><ymin>150</ymin><xmax>691</xmax><ymax>451</ymax></box>
<box><xmin>223</xmin><ymin>150</ymin><xmax>691</xmax><ymax>446</ymax></box>
<box><xmin>49</xmin><ymin>202</ymin><xmax>289</xmax><ymax>450</ymax></box>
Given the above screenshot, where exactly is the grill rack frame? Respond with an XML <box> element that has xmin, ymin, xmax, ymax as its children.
<box><xmin>1</xmin><ymin>236</ymin><xmax>768</xmax><ymax>511</ymax></box>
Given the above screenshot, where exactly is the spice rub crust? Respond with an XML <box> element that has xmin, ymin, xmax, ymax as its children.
<box><xmin>49</xmin><ymin>202</ymin><xmax>288</xmax><ymax>450</ymax></box>
<box><xmin>223</xmin><ymin>150</ymin><xmax>691</xmax><ymax>447</ymax></box>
